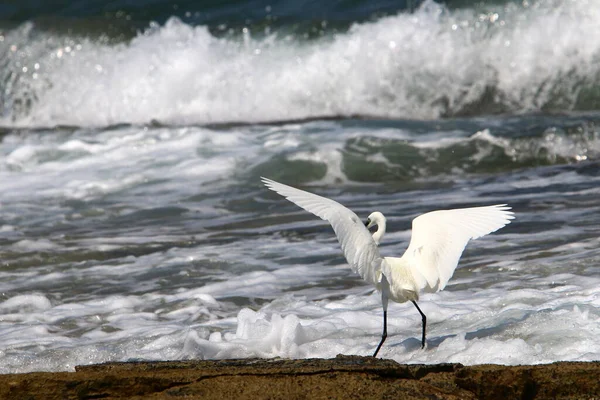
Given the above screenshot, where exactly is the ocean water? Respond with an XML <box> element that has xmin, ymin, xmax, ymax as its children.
<box><xmin>1</xmin><ymin>0</ymin><xmax>600</xmax><ymax>373</ymax></box>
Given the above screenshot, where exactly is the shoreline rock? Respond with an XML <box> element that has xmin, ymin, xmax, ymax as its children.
<box><xmin>1</xmin><ymin>356</ymin><xmax>598</xmax><ymax>399</ymax></box>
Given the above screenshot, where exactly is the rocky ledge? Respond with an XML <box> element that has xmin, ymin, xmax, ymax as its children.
<box><xmin>1</xmin><ymin>356</ymin><xmax>598</xmax><ymax>399</ymax></box>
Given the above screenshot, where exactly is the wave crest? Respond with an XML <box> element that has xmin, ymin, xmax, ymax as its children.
<box><xmin>2</xmin><ymin>0</ymin><xmax>600</xmax><ymax>127</ymax></box>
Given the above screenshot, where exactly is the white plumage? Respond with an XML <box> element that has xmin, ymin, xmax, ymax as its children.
<box><xmin>261</xmin><ymin>177</ymin><xmax>384</xmax><ymax>285</ymax></box>
<box><xmin>261</xmin><ymin>177</ymin><xmax>514</xmax><ymax>356</ymax></box>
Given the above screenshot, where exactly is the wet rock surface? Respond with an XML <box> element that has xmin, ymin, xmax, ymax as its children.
<box><xmin>0</xmin><ymin>356</ymin><xmax>598</xmax><ymax>399</ymax></box>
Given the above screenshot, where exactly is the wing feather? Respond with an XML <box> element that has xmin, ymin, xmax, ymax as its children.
<box><xmin>262</xmin><ymin>177</ymin><xmax>383</xmax><ymax>284</ymax></box>
<box><xmin>403</xmin><ymin>205</ymin><xmax>514</xmax><ymax>292</ymax></box>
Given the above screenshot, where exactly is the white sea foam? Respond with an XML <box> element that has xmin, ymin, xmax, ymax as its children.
<box><xmin>0</xmin><ymin>126</ymin><xmax>246</xmax><ymax>206</ymax></box>
<box><xmin>2</xmin><ymin>0</ymin><xmax>600</xmax><ymax>127</ymax></box>
<box><xmin>0</xmin><ymin>203</ymin><xmax>598</xmax><ymax>374</ymax></box>
<box><xmin>1</xmin><ymin>266</ymin><xmax>598</xmax><ymax>373</ymax></box>
<box><xmin>0</xmin><ymin>294</ymin><xmax>52</xmax><ymax>312</ymax></box>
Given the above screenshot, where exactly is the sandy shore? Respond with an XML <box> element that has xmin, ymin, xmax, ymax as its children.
<box><xmin>0</xmin><ymin>356</ymin><xmax>598</xmax><ymax>399</ymax></box>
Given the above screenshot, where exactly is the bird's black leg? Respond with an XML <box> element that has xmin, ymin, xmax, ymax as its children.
<box><xmin>373</xmin><ymin>275</ymin><xmax>390</xmax><ymax>358</ymax></box>
<box><xmin>411</xmin><ymin>300</ymin><xmax>427</xmax><ymax>349</ymax></box>
<box><xmin>372</xmin><ymin>309</ymin><xmax>387</xmax><ymax>357</ymax></box>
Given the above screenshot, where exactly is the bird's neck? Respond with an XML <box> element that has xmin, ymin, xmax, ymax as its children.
<box><xmin>372</xmin><ymin>220</ymin><xmax>386</xmax><ymax>245</ymax></box>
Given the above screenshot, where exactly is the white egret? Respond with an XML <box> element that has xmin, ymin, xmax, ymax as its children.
<box><xmin>261</xmin><ymin>177</ymin><xmax>514</xmax><ymax>357</ymax></box>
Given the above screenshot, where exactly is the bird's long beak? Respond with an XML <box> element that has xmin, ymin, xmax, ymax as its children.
<box><xmin>365</xmin><ymin>218</ymin><xmax>372</xmax><ymax>229</ymax></box>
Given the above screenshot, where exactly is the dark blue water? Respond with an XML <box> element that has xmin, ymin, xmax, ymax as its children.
<box><xmin>1</xmin><ymin>0</ymin><xmax>422</xmax><ymax>24</ymax></box>
<box><xmin>0</xmin><ymin>0</ymin><xmax>424</xmax><ymax>40</ymax></box>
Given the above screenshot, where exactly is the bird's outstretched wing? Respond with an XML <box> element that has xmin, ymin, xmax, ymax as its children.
<box><xmin>262</xmin><ymin>177</ymin><xmax>383</xmax><ymax>285</ymax></box>
<box><xmin>403</xmin><ymin>205</ymin><xmax>514</xmax><ymax>292</ymax></box>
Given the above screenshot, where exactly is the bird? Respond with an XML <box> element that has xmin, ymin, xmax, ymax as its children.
<box><xmin>261</xmin><ymin>177</ymin><xmax>514</xmax><ymax>357</ymax></box>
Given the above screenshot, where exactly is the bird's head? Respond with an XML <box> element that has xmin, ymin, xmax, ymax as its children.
<box><xmin>365</xmin><ymin>212</ymin><xmax>386</xmax><ymax>245</ymax></box>
<box><xmin>365</xmin><ymin>211</ymin><xmax>385</xmax><ymax>230</ymax></box>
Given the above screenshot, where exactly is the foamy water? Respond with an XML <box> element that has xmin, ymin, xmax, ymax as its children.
<box><xmin>2</xmin><ymin>246</ymin><xmax>599</xmax><ymax>373</ymax></box>
<box><xmin>1</xmin><ymin>116</ymin><xmax>600</xmax><ymax>373</ymax></box>
<box><xmin>1</xmin><ymin>0</ymin><xmax>600</xmax><ymax>374</ymax></box>
<box><xmin>2</xmin><ymin>0</ymin><xmax>600</xmax><ymax>127</ymax></box>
